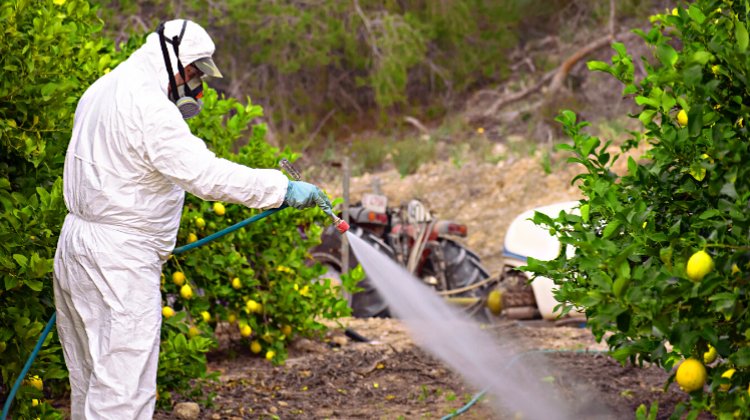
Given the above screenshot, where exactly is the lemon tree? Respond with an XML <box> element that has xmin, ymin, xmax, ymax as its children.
<box><xmin>0</xmin><ymin>0</ymin><xmax>140</xmax><ymax>417</ymax></box>
<box><xmin>526</xmin><ymin>1</ymin><xmax>750</xmax><ymax>416</ymax></box>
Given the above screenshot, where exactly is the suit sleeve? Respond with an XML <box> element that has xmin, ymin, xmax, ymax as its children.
<box><xmin>142</xmin><ymin>104</ymin><xmax>288</xmax><ymax>209</ymax></box>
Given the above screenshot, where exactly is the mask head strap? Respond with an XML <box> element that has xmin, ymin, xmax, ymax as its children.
<box><xmin>157</xmin><ymin>20</ymin><xmax>189</xmax><ymax>102</ymax></box>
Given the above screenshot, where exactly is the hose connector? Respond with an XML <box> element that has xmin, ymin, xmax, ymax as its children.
<box><xmin>332</xmin><ymin>215</ymin><xmax>350</xmax><ymax>233</ymax></box>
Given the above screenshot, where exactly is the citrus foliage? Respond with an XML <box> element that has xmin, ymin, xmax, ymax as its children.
<box><xmin>1</xmin><ymin>0</ymin><xmax>354</xmax><ymax>416</ymax></box>
<box><xmin>0</xmin><ymin>0</ymin><xmax>135</xmax><ymax>416</ymax></box>
<box><xmin>526</xmin><ymin>1</ymin><xmax>750</xmax><ymax>416</ymax></box>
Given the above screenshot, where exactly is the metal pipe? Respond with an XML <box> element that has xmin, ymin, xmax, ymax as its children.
<box><xmin>443</xmin><ymin>297</ymin><xmax>481</xmax><ymax>306</ymax></box>
<box><xmin>342</xmin><ymin>156</ymin><xmax>350</xmax><ymax>270</ymax></box>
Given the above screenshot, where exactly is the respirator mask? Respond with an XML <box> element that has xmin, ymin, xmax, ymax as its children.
<box><xmin>157</xmin><ymin>21</ymin><xmax>204</xmax><ymax>119</ymax></box>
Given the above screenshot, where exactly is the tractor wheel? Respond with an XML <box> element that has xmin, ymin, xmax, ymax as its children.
<box><xmin>440</xmin><ymin>238</ymin><xmax>491</xmax><ymax>297</ymax></box>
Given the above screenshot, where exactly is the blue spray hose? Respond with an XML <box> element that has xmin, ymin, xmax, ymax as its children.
<box><xmin>1</xmin><ymin>207</ymin><xmax>286</xmax><ymax>420</ymax></box>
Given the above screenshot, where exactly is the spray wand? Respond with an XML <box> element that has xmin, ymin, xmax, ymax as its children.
<box><xmin>279</xmin><ymin>158</ymin><xmax>349</xmax><ymax>234</ymax></box>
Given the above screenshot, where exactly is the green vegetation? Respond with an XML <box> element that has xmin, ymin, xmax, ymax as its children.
<box><xmin>527</xmin><ymin>1</ymin><xmax>750</xmax><ymax>416</ymax></box>
<box><xmin>100</xmin><ymin>0</ymin><xmax>524</xmax><ymax>142</ymax></box>
<box><xmin>0</xmin><ymin>0</ymin><xmax>133</xmax><ymax>417</ymax></box>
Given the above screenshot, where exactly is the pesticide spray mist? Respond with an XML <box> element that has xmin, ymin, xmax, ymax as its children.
<box><xmin>346</xmin><ymin>232</ymin><xmax>599</xmax><ymax>419</ymax></box>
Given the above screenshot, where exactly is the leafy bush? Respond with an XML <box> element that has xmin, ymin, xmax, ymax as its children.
<box><xmin>351</xmin><ymin>137</ymin><xmax>391</xmax><ymax>175</ymax></box>
<box><xmin>527</xmin><ymin>1</ymin><xmax>750</xmax><ymax>416</ymax></box>
<box><xmin>392</xmin><ymin>137</ymin><xmax>436</xmax><ymax>177</ymax></box>
<box><xmin>0</xmin><ymin>0</ymin><xmax>134</xmax><ymax>416</ymax></box>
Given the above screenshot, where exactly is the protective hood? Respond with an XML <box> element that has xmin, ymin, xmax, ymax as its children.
<box><xmin>128</xmin><ymin>19</ymin><xmax>217</xmax><ymax>97</ymax></box>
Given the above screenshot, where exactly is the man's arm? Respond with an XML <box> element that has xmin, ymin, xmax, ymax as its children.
<box><xmin>142</xmin><ymin>106</ymin><xmax>288</xmax><ymax>209</ymax></box>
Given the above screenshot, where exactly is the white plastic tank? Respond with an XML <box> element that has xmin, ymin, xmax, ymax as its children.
<box><xmin>503</xmin><ymin>201</ymin><xmax>584</xmax><ymax>320</ymax></box>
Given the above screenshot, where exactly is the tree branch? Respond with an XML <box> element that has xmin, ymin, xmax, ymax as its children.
<box><xmin>481</xmin><ymin>0</ymin><xmax>617</xmax><ymax>117</ymax></box>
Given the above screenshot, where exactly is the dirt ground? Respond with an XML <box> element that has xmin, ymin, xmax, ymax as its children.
<box><xmin>154</xmin><ymin>317</ymin><xmax>702</xmax><ymax>420</ymax></box>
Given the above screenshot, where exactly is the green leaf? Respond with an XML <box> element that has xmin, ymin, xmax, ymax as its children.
<box><xmin>580</xmin><ymin>204</ymin><xmax>590</xmax><ymax>223</ymax></box>
<box><xmin>659</xmin><ymin>247</ymin><xmax>673</xmax><ymax>270</ymax></box>
<box><xmin>25</xmin><ymin>279</ymin><xmax>43</xmax><ymax>292</ymax></box>
<box><xmin>736</xmin><ymin>21</ymin><xmax>749</xmax><ymax>53</ymax></box>
<box><xmin>687</xmin><ymin>5</ymin><xmax>706</xmax><ymax>24</ymax></box>
<box><xmin>689</xmin><ymin>162</ymin><xmax>706</xmax><ymax>181</ymax></box>
<box><xmin>720</xmin><ymin>182</ymin><xmax>738</xmax><ymax>199</ymax></box>
<box><xmin>656</xmin><ymin>43</ymin><xmax>678</xmax><ymax>67</ymax></box>
<box><xmin>13</xmin><ymin>254</ymin><xmax>28</xmax><ymax>268</ymax></box>
<box><xmin>731</xmin><ymin>347</ymin><xmax>750</xmax><ymax>367</ymax></box>
<box><xmin>638</xmin><ymin>110</ymin><xmax>656</xmax><ymax>125</ymax></box>
<box><xmin>691</xmin><ymin>51</ymin><xmax>712</xmax><ymax>65</ymax></box>
<box><xmin>616</xmin><ymin>260</ymin><xmax>631</xmax><ymax>280</ymax></box>
<box><xmin>635</xmin><ymin>96</ymin><xmax>660</xmax><ymax>108</ymax></box>
<box><xmin>699</xmin><ymin>209</ymin><xmax>720</xmax><ymax>219</ymax></box>
<box><xmin>4</xmin><ymin>276</ymin><xmax>19</xmax><ymax>290</ymax></box>
<box><xmin>602</xmin><ymin>220</ymin><xmax>621</xmax><ymax>239</ymax></box>
<box><xmin>587</xmin><ymin>60</ymin><xmax>612</xmax><ymax>73</ymax></box>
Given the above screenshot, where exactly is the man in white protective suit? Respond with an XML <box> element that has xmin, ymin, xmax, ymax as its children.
<box><xmin>53</xmin><ymin>19</ymin><xmax>331</xmax><ymax>419</ymax></box>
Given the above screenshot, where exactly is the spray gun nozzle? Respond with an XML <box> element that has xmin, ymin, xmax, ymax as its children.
<box><xmin>332</xmin><ymin>216</ymin><xmax>350</xmax><ymax>234</ymax></box>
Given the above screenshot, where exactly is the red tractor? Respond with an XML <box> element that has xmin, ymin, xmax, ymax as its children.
<box><xmin>311</xmin><ymin>195</ymin><xmax>491</xmax><ymax>318</ymax></box>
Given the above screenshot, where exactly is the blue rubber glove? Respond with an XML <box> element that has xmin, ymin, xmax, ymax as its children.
<box><xmin>284</xmin><ymin>181</ymin><xmax>333</xmax><ymax>215</ymax></box>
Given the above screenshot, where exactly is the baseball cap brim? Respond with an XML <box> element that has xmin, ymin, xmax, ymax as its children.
<box><xmin>192</xmin><ymin>57</ymin><xmax>223</xmax><ymax>78</ymax></box>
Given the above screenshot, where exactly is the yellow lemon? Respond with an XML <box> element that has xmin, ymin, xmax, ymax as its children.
<box><xmin>256</xmin><ymin>303</ymin><xmax>263</xmax><ymax>313</ymax></box>
<box><xmin>677</xmin><ymin>109</ymin><xmax>688</xmax><ymax>126</ymax></box>
<box><xmin>703</xmin><ymin>345</ymin><xmax>718</xmax><ymax>364</ymax></box>
<box><xmin>188</xmin><ymin>326</ymin><xmax>200</xmax><ymax>338</ymax></box>
<box><xmin>246</xmin><ymin>300</ymin><xmax>259</xmax><ymax>313</ymax></box>
<box><xmin>281</xmin><ymin>325</ymin><xmax>292</xmax><ymax>336</ymax></box>
<box><xmin>671</xmin><ymin>7</ymin><xmax>678</xmax><ymax>16</ymax></box>
<box><xmin>720</xmin><ymin>368</ymin><xmax>735</xmax><ymax>391</ymax></box>
<box><xmin>487</xmin><ymin>290</ymin><xmax>503</xmax><ymax>315</ymax></box>
<box><xmin>0</xmin><ymin>341</ymin><xmax>6</xmax><ymax>353</ymax></box>
<box><xmin>231</xmin><ymin>277</ymin><xmax>242</xmax><ymax>289</ymax></box>
<box><xmin>686</xmin><ymin>250</ymin><xmax>714</xmax><ymax>282</ymax></box>
<box><xmin>162</xmin><ymin>306</ymin><xmax>175</xmax><ymax>318</ymax></box>
<box><xmin>213</xmin><ymin>202</ymin><xmax>226</xmax><ymax>216</ymax></box>
<box><xmin>240</xmin><ymin>325</ymin><xmax>253</xmax><ymax>337</ymax></box>
<box><xmin>172</xmin><ymin>271</ymin><xmax>186</xmax><ymax>286</ymax></box>
<box><xmin>32</xmin><ymin>399</ymin><xmax>39</xmax><ymax>407</ymax></box>
<box><xmin>476</xmin><ymin>127</ymin><xmax>485</xmax><ymax>134</ymax></box>
<box><xmin>180</xmin><ymin>284</ymin><xmax>193</xmax><ymax>300</ymax></box>
<box><xmin>187</xmin><ymin>233</ymin><xmax>198</xmax><ymax>243</ymax></box>
<box><xmin>228</xmin><ymin>313</ymin><xmax>237</xmax><ymax>324</ymax></box>
<box><xmin>27</xmin><ymin>375</ymin><xmax>43</xmax><ymax>391</ymax></box>
<box><xmin>266</xmin><ymin>350</ymin><xmax>275</xmax><ymax>361</ymax></box>
<box><xmin>160</xmin><ymin>273</ymin><xmax>165</xmax><ymax>285</ymax></box>
<box><xmin>732</xmin><ymin>264</ymin><xmax>740</xmax><ymax>275</ymax></box>
<box><xmin>675</xmin><ymin>358</ymin><xmax>706</xmax><ymax>392</ymax></box>
<box><xmin>201</xmin><ymin>311</ymin><xmax>211</xmax><ymax>323</ymax></box>
<box><xmin>250</xmin><ymin>340</ymin><xmax>262</xmax><ymax>354</ymax></box>
<box><xmin>195</xmin><ymin>217</ymin><xmax>206</xmax><ymax>229</ymax></box>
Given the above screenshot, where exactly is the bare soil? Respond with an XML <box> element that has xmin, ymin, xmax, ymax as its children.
<box><xmin>155</xmin><ymin>318</ymin><xmax>701</xmax><ymax>420</ymax></box>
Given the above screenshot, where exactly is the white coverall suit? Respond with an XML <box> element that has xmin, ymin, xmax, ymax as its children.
<box><xmin>53</xmin><ymin>20</ymin><xmax>288</xmax><ymax>419</ymax></box>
